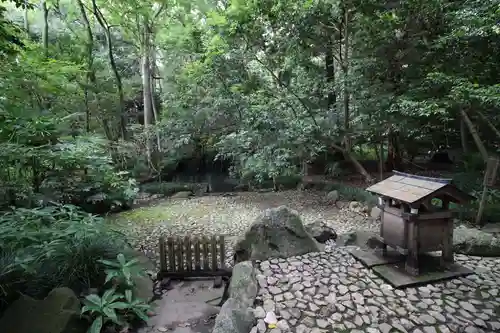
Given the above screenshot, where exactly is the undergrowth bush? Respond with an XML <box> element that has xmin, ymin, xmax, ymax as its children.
<box><xmin>328</xmin><ymin>184</ymin><xmax>378</xmax><ymax>207</ymax></box>
<box><xmin>0</xmin><ymin>204</ymin><xmax>132</xmax><ymax>313</ymax></box>
<box><xmin>452</xmin><ymin>172</ymin><xmax>500</xmax><ymax>223</ymax></box>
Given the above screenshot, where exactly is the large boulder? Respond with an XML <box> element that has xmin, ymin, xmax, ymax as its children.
<box><xmin>0</xmin><ymin>287</ymin><xmax>86</xmax><ymax>333</ymax></box>
<box><xmin>233</xmin><ymin>206</ymin><xmax>321</xmax><ymax>263</ymax></box>
<box><xmin>453</xmin><ymin>225</ymin><xmax>500</xmax><ymax>257</ymax></box>
<box><xmin>305</xmin><ymin>220</ymin><xmax>337</xmax><ymax>243</ymax></box>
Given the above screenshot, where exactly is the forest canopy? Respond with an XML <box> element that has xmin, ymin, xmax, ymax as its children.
<box><xmin>0</xmin><ymin>0</ymin><xmax>498</xmax><ymax>210</ymax></box>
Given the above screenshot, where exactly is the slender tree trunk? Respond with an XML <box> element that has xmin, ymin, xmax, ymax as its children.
<box><xmin>461</xmin><ymin>109</ymin><xmax>488</xmax><ymax>163</ymax></box>
<box><xmin>460</xmin><ymin>118</ymin><xmax>468</xmax><ymax>154</ymax></box>
<box><xmin>330</xmin><ymin>143</ymin><xmax>373</xmax><ymax>183</ymax></box>
<box><xmin>41</xmin><ymin>1</ymin><xmax>48</xmax><ymax>58</ymax></box>
<box><xmin>342</xmin><ymin>9</ymin><xmax>350</xmax><ymax>152</ymax></box>
<box><xmin>23</xmin><ymin>0</ymin><xmax>29</xmax><ymax>32</ymax></box>
<box><xmin>142</xmin><ymin>23</ymin><xmax>154</xmax><ymax>165</ymax></box>
<box><xmin>385</xmin><ymin>127</ymin><xmax>403</xmax><ymax>171</ymax></box>
<box><xmin>150</xmin><ymin>45</ymin><xmax>162</xmax><ymax>152</ymax></box>
<box><xmin>378</xmin><ymin>138</ymin><xmax>384</xmax><ymax>180</ymax></box>
<box><xmin>77</xmin><ymin>0</ymin><xmax>94</xmax><ymax>133</ymax></box>
<box><xmin>92</xmin><ymin>0</ymin><xmax>127</xmax><ymax>140</ymax></box>
<box><xmin>325</xmin><ymin>40</ymin><xmax>336</xmax><ymax>110</ymax></box>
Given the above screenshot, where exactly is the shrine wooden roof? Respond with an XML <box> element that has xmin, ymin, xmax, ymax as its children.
<box><xmin>366</xmin><ymin>171</ymin><xmax>474</xmax><ymax>204</ymax></box>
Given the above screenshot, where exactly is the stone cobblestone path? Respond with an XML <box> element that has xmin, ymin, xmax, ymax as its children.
<box><xmin>252</xmin><ymin>246</ymin><xmax>500</xmax><ymax>333</ymax></box>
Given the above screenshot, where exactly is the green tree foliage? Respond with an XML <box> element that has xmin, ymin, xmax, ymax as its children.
<box><xmin>0</xmin><ymin>0</ymin><xmax>499</xmax><ymax>327</ymax></box>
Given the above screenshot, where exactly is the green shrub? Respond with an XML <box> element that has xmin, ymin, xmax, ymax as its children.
<box><xmin>0</xmin><ymin>205</ymin><xmax>131</xmax><ymax>312</ymax></box>
<box><xmin>82</xmin><ymin>253</ymin><xmax>152</xmax><ymax>333</ymax></box>
<box><xmin>335</xmin><ymin>185</ymin><xmax>378</xmax><ymax>207</ymax></box>
<box><xmin>40</xmin><ymin>136</ymin><xmax>139</xmax><ymax>214</ymax></box>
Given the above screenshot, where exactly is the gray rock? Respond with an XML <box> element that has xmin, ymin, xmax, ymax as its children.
<box><xmin>453</xmin><ymin>225</ymin><xmax>500</xmax><ymax>256</ymax></box>
<box><xmin>0</xmin><ymin>287</ymin><xmax>86</xmax><ymax>333</ymax></box>
<box><xmin>212</xmin><ymin>298</ymin><xmax>255</xmax><ymax>333</ymax></box>
<box><xmin>326</xmin><ymin>190</ymin><xmax>339</xmax><ymax>203</ymax></box>
<box><xmin>336</xmin><ymin>230</ymin><xmax>383</xmax><ymax>249</ymax></box>
<box><xmin>254</xmin><ymin>307</ymin><xmax>266</xmax><ymax>319</ymax></box>
<box><xmin>305</xmin><ymin>220</ymin><xmax>337</xmax><ymax>243</ymax></box>
<box><xmin>233</xmin><ymin>206</ymin><xmax>321</xmax><ymax>263</ymax></box>
<box><xmin>229</xmin><ymin>261</ymin><xmax>258</xmax><ymax>306</ymax></box>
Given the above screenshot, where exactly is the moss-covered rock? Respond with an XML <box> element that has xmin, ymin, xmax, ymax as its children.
<box><xmin>0</xmin><ymin>287</ymin><xmax>86</xmax><ymax>333</ymax></box>
<box><xmin>453</xmin><ymin>225</ymin><xmax>500</xmax><ymax>257</ymax></box>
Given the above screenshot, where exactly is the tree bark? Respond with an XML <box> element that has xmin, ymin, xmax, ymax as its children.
<box><xmin>41</xmin><ymin>1</ymin><xmax>48</xmax><ymax>58</ymax></box>
<box><xmin>461</xmin><ymin>109</ymin><xmax>488</xmax><ymax>163</ymax></box>
<box><xmin>150</xmin><ymin>44</ymin><xmax>162</xmax><ymax>152</ymax></box>
<box><xmin>385</xmin><ymin>127</ymin><xmax>403</xmax><ymax>171</ymax></box>
<box><xmin>23</xmin><ymin>0</ymin><xmax>29</xmax><ymax>32</ymax></box>
<box><xmin>142</xmin><ymin>22</ymin><xmax>154</xmax><ymax>165</ymax></box>
<box><xmin>378</xmin><ymin>138</ymin><xmax>384</xmax><ymax>180</ymax></box>
<box><xmin>460</xmin><ymin>118</ymin><xmax>468</xmax><ymax>154</ymax></box>
<box><xmin>77</xmin><ymin>0</ymin><xmax>94</xmax><ymax>133</ymax></box>
<box><xmin>342</xmin><ymin>9</ymin><xmax>351</xmax><ymax>152</ymax></box>
<box><xmin>325</xmin><ymin>40</ymin><xmax>336</xmax><ymax>110</ymax></box>
<box><xmin>92</xmin><ymin>0</ymin><xmax>127</xmax><ymax>140</ymax></box>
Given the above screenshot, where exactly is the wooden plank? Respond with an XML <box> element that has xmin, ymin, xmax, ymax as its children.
<box><xmin>177</xmin><ymin>236</ymin><xmax>184</xmax><ymax>272</ymax></box>
<box><xmin>193</xmin><ymin>236</ymin><xmax>201</xmax><ymax>271</ymax></box>
<box><xmin>202</xmin><ymin>236</ymin><xmax>209</xmax><ymax>270</ymax></box>
<box><xmin>211</xmin><ymin>236</ymin><xmax>218</xmax><ymax>271</ymax></box>
<box><xmin>167</xmin><ymin>237</ymin><xmax>175</xmax><ymax>272</ymax></box>
<box><xmin>185</xmin><ymin>236</ymin><xmax>192</xmax><ymax>271</ymax></box>
<box><xmin>219</xmin><ymin>236</ymin><xmax>225</xmax><ymax>269</ymax></box>
<box><xmin>159</xmin><ymin>237</ymin><xmax>167</xmax><ymax>272</ymax></box>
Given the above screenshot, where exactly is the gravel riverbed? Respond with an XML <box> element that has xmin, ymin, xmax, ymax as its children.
<box><xmin>110</xmin><ymin>190</ymin><xmax>379</xmax><ymax>268</ymax></box>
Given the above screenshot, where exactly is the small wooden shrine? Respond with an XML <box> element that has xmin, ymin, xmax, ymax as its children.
<box><xmin>366</xmin><ymin>171</ymin><xmax>473</xmax><ymax>276</ymax></box>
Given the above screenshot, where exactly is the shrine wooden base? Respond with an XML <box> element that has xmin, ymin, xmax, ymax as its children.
<box><xmin>351</xmin><ymin>249</ymin><xmax>473</xmax><ymax>289</ymax></box>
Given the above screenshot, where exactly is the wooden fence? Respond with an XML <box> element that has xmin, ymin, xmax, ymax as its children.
<box><xmin>158</xmin><ymin>235</ymin><xmax>231</xmax><ymax>278</ymax></box>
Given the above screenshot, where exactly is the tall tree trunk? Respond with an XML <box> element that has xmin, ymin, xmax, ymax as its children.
<box><xmin>23</xmin><ymin>0</ymin><xmax>29</xmax><ymax>32</ymax></box>
<box><xmin>385</xmin><ymin>127</ymin><xmax>403</xmax><ymax>171</ymax></box>
<box><xmin>461</xmin><ymin>109</ymin><xmax>488</xmax><ymax>163</ymax></box>
<box><xmin>150</xmin><ymin>45</ymin><xmax>162</xmax><ymax>152</ymax></box>
<box><xmin>342</xmin><ymin>9</ymin><xmax>351</xmax><ymax>152</ymax></box>
<box><xmin>77</xmin><ymin>0</ymin><xmax>94</xmax><ymax>133</ymax></box>
<box><xmin>325</xmin><ymin>40</ymin><xmax>336</xmax><ymax>110</ymax></box>
<box><xmin>378</xmin><ymin>137</ymin><xmax>384</xmax><ymax>180</ymax></box>
<box><xmin>41</xmin><ymin>1</ymin><xmax>48</xmax><ymax>58</ymax></box>
<box><xmin>92</xmin><ymin>0</ymin><xmax>127</xmax><ymax>140</ymax></box>
<box><xmin>142</xmin><ymin>23</ymin><xmax>154</xmax><ymax>166</ymax></box>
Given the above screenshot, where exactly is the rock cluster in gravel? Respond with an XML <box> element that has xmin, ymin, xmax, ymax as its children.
<box><xmin>114</xmin><ymin>191</ymin><xmax>379</xmax><ymax>268</ymax></box>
